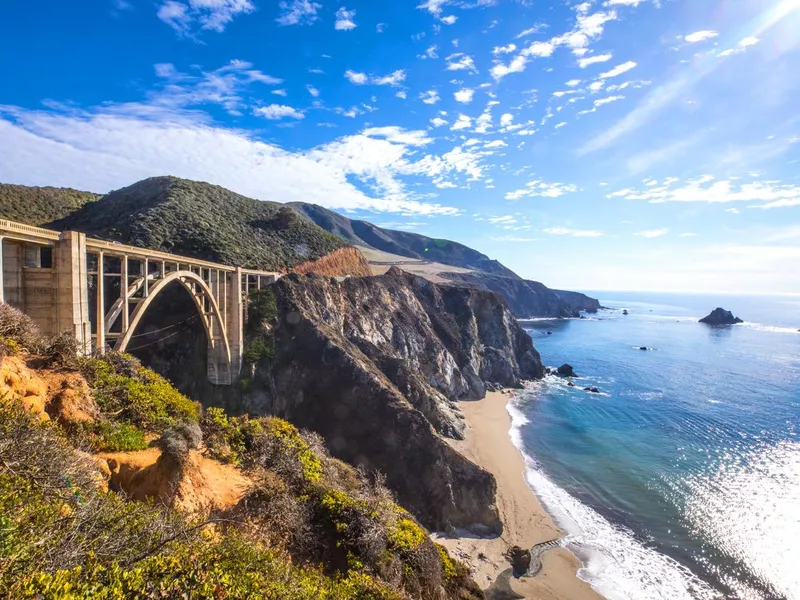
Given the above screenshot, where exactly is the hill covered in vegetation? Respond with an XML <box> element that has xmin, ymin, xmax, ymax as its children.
<box><xmin>48</xmin><ymin>177</ymin><xmax>352</xmax><ymax>272</ymax></box>
<box><xmin>0</xmin><ymin>183</ymin><xmax>100</xmax><ymax>226</ymax></box>
<box><xmin>0</xmin><ymin>303</ymin><xmax>480</xmax><ymax>599</ymax></box>
<box><xmin>289</xmin><ymin>202</ymin><xmax>518</xmax><ymax>277</ymax></box>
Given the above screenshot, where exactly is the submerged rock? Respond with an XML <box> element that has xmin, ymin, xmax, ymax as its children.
<box><xmin>557</xmin><ymin>364</ymin><xmax>577</xmax><ymax>378</ymax></box>
<box><xmin>699</xmin><ymin>307</ymin><xmax>743</xmax><ymax>325</ymax></box>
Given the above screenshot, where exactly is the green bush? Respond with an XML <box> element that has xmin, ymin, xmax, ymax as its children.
<box><xmin>80</xmin><ymin>353</ymin><xmax>199</xmax><ymax>431</ymax></box>
<box><xmin>67</xmin><ymin>420</ymin><xmax>149</xmax><ymax>452</ymax></box>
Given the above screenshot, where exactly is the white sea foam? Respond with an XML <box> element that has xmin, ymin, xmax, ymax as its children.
<box><xmin>506</xmin><ymin>394</ymin><xmax>723</xmax><ymax>600</ymax></box>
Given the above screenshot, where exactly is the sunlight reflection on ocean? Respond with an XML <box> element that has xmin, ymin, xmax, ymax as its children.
<box><xmin>512</xmin><ymin>292</ymin><xmax>800</xmax><ymax>600</ymax></box>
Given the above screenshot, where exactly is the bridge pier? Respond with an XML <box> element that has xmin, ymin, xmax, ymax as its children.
<box><xmin>54</xmin><ymin>232</ymin><xmax>92</xmax><ymax>355</ymax></box>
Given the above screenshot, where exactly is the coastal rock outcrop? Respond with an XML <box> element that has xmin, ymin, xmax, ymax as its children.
<box><xmin>699</xmin><ymin>308</ymin><xmax>744</xmax><ymax>325</ymax></box>
<box><xmin>557</xmin><ymin>364</ymin><xmax>577</xmax><ymax>377</ymax></box>
<box><xmin>235</xmin><ymin>268</ymin><xmax>544</xmax><ymax>532</ymax></box>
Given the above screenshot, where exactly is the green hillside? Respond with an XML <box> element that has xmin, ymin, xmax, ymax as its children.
<box><xmin>50</xmin><ymin>177</ymin><xmax>348</xmax><ymax>271</ymax></box>
<box><xmin>0</xmin><ymin>183</ymin><xmax>100</xmax><ymax>226</ymax></box>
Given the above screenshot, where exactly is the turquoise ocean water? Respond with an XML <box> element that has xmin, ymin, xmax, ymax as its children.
<box><xmin>516</xmin><ymin>292</ymin><xmax>800</xmax><ymax>600</ymax></box>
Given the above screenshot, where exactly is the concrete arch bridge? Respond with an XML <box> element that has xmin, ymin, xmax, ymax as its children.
<box><xmin>0</xmin><ymin>219</ymin><xmax>280</xmax><ymax>385</ymax></box>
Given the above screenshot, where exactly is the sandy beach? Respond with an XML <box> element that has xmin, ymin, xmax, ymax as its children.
<box><xmin>435</xmin><ymin>390</ymin><xmax>604</xmax><ymax>600</ymax></box>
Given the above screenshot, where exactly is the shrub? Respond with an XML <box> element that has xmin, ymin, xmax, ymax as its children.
<box><xmin>66</xmin><ymin>420</ymin><xmax>149</xmax><ymax>453</ymax></box>
<box><xmin>80</xmin><ymin>353</ymin><xmax>199</xmax><ymax>431</ymax></box>
<box><xmin>0</xmin><ymin>303</ymin><xmax>42</xmax><ymax>352</ymax></box>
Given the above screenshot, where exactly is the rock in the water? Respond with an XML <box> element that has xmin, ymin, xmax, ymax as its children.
<box><xmin>622</xmin><ymin>309</ymin><xmax>629</xmax><ymax>315</ymax></box>
<box><xmin>506</xmin><ymin>545</ymin><xmax>532</xmax><ymax>577</ymax></box>
<box><xmin>699</xmin><ymin>307</ymin><xmax>743</xmax><ymax>325</ymax></box>
<box><xmin>639</xmin><ymin>346</ymin><xmax>648</xmax><ymax>351</ymax></box>
<box><xmin>584</xmin><ymin>387</ymin><xmax>600</xmax><ymax>394</ymax></box>
<box><xmin>557</xmin><ymin>364</ymin><xmax>577</xmax><ymax>377</ymax></box>
<box><xmin>567</xmin><ymin>382</ymin><xmax>575</xmax><ymax>387</ymax></box>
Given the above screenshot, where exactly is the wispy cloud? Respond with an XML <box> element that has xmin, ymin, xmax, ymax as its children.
<box><xmin>684</xmin><ymin>30</ymin><xmax>718</xmax><ymax>43</ymax></box>
<box><xmin>254</xmin><ymin>104</ymin><xmax>305</xmax><ymax>120</ymax></box>
<box><xmin>446</xmin><ymin>53</ymin><xmax>478</xmax><ymax>73</ymax></box>
<box><xmin>542</xmin><ymin>227</ymin><xmax>604</xmax><ymax>237</ymax></box>
<box><xmin>0</xmin><ymin>106</ymin><xmax>479</xmax><ymax>216</ymax></box>
<box><xmin>345</xmin><ymin>69</ymin><xmax>406</xmax><ymax>86</ymax></box>
<box><xmin>599</xmin><ymin>61</ymin><xmax>637</xmax><ymax>79</ymax></box>
<box><xmin>334</xmin><ymin>6</ymin><xmax>357</xmax><ymax>30</ymax></box>
<box><xmin>608</xmin><ymin>176</ymin><xmax>800</xmax><ymax>208</ymax></box>
<box><xmin>578</xmin><ymin>53</ymin><xmax>613</xmax><ymax>68</ymax></box>
<box><xmin>506</xmin><ymin>179</ymin><xmax>579</xmax><ymax>200</ymax></box>
<box><xmin>634</xmin><ymin>228</ymin><xmax>669</xmax><ymax>238</ymax></box>
<box><xmin>276</xmin><ymin>0</ymin><xmax>321</xmax><ymax>25</ymax></box>
<box><xmin>157</xmin><ymin>0</ymin><xmax>256</xmax><ymax>36</ymax></box>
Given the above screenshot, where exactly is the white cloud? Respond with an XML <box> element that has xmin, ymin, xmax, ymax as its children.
<box><xmin>487</xmin><ymin>215</ymin><xmax>517</xmax><ymax>224</ymax></box>
<box><xmin>604</xmin><ymin>0</ymin><xmax>645</xmax><ymax>5</ymax></box>
<box><xmin>306</xmin><ymin>85</ymin><xmax>320</xmax><ymax>97</ymax></box>
<box><xmin>345</xmin><ymin>70</ymin><xmax>368</xmax><ymax>85</ymax></box>
<box><xmin>500</xmin><ymin>113</ymin><xmax>514</xmax><ymax>127</ymax></box>
<box><xmin>634</xmin><ymin>228</ymin><xmax>669</xmax><ymax>238</ymax></box>
<box><xmin>490</xmin><ymin>55</ymin><xmax>528</xmax><ymax>80</ymax></box>
<box><xmin>450</xmin><ymin>114</ymin><xmax>472</xmax><ymax>131</ymax></box>
<box><xmin>0</xmin><ymin>107</ymin><xmax>474</xmax><ymax>216</ymax></box>
<box><xmin>276</xmin><ymin>0</ymin><xmax>321</xmax><ymax>26</ymax></box>
<box><xmin>441</xmin><ymin>15</ymin><xmax>457</xmax><ymax>25</ymax></box>
<box><xmin>578</xmin><ymin>94</ymin><xmax>625</xmax><ymax>115</ymax></box>
<box><xmin>272</xmin><ymin>89</ymin><xmax>288</xmax><ymax>97</ymax></box>
<box><xmin>542</xmin><ymin>227</ymin><xmax>604</xmax><ymax>237</ymax></box>
<box><xmin>484</xmin><ymin>140</ymin><xmax>507</xmax><ymax>149</ymax></box>
<box><xmin>157</xmin><ymin>0</ymin><xmax>255</xmax><ymax>35</ymax></box>
<box><xmin>493</xmin><ymin>43</ymin><xmax>517</xmax><ymax>55</ymax></box>
<box><xmin>373</xmin><ymin>70</ymin><xmax>407</xmax><ymax>86</ymax></box>
<box><xmin>419</xmin><ymin>45</ymin><xmax>439</xmax><ymax>59</ymax></box>
<box><xmin>334</xmin><ymin>6</ymin><xmax>357</xmax><ymax>30</ymax></box>
<box><xmin>396</xmin><ymin>90</ymin><xmax>407</xmax><ymax>99</ymax></box>
<box><xmin>726</xmin><ymin>207</ymin><xmax>740</xmax><ymax>214</ymax></box>
<box><xmin>417</xmin><ymin>0</ymin><xmax>447</xmax><ymax>16</ymax></box>
<box><xmin>454</xmin><ymin>88</ymin><xmax>475</xmax><ymax>103</ymax></box>
<box><xmin>506</xmin><ymin>179</ymin><xmax>579</xmax><ymax>200</ymax></box>
<box><xmin>608</xmin><ymin>176</ymin><xmax>800</xmax><ymax>208</ymax></box>
<box><xmin>516</xmin><ymin>24</ymin><xmax>546</xmax><ymax>39</ymax></box>
<box><xmin>345</xmin><ymin>69</ymin><xmax>406</xmax><ymax>86</ymax></box>
<box><xmin>420</xmin><ymin>90</ymin><xmax>441</xmax><ymax>104</ymax></box>
<box><xmin>446</xmin><ymin>53</ymin><xmax>478</xmax><ymax>72</ymax></box>
<box><xmin>578</xmin><ymin>53</ymin><xmax>613</xmax><ymax>68</ymax></box>
<box><xmin>430</xmin><ymin>117</ymin><xmax>448</xmax><ymax>127</ymax></box>
<box><xmin>717</xmin><ymin>36</ymin><xmax>760</xmax><ymax>57</ymax></box>
<box><xmin>254</xmin><ymin>104</ymin><xmax>305</xmax><ymax>120</ymax></box>
<box><xmin>523</xmin><ymin>41</ymin><xmax>556</xmax><ymax>58</ymax></box>
<box><xmin>599</xmin><ymin>61</ymin><xmax>637</xmax><ymax>79</ymax></box>
<box><xmin>554</xmin><ymin>121</ymin><xmax>568</xmax><ymax>129</ymax></box>
<box><xmin>566</xmin><ymin>79</ymin><xmax>582</xmax><ymax>87</ymax></box>
<box><xmin>684</xmin><ymin>30</ymin><xmax>718</xmax><ymax>43</ymax></box>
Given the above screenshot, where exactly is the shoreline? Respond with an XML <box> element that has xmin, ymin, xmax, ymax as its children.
<box><xmin>435</xmin><ymin>390</ymin><xmax>604</xmax><ymax>600</ymax></box>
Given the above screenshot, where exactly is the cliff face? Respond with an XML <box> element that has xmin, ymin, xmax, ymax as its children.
<box><xmin>291</xmin><ymin>246</ymin><xmax>373</xmax><ymax>278</ymax></box>
<box><xmin>441</xmin><ymin>272</ymin><xmax>599</xmax><ymax>318</ymax></box>
<box><xmin>236</xmin><ymin>268</ymin><xmax>544</xmax><ymax>532</ymax></box>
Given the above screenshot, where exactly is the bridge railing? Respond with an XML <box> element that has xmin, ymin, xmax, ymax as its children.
<box><xmin>0</xmin><ymin>219</ymin><xmax>61</xmax><ymax>243</ymax></box>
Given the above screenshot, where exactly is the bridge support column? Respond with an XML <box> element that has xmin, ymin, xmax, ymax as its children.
<box><xmin>227</xmin><ymin>267</ymin><xmax>244</xmax><ymax>379</ymax></box>
<box><xmin>55</xmin><ymin>231</ymin><xmax>91</xmax><ymax>354</ymax></box>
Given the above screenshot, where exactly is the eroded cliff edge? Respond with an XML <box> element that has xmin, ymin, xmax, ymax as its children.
<box><xmin>229</xmin><ymin>267</ymin><xmax>545</xmax><ymax>533</ymax></box>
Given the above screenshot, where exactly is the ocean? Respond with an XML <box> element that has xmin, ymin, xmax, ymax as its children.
<box><xmin>515</xmin><ymin>292</ymin><xmax>800</xmax><ymax>600</ymax></box>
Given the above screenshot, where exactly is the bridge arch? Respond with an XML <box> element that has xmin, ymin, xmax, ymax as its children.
<box><xmin>114</xmin><ymin>270</ymin><xmax>233</xmax><ymax>384</ymax></box>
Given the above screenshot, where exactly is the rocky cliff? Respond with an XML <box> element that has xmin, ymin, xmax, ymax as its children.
<box><xmin>234</xmin><ymin>268</ymin><xmax>544</xmax><ymax>532</ymax></box>
<box><xmin>442</xmin><ymin>272</ymin><xmax>600</xmax><ymax>318</ymax></box>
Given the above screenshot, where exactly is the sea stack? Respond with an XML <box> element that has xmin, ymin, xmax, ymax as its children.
<box><xmin>699</xmin><ymin>308</ymin><xmax>744</xmax><ymax>325</ymax></box>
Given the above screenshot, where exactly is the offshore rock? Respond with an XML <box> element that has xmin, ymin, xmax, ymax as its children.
<box><xmin>239</xmin><ymin>268</ymin><xmax>544</xmax><ymax>532</ymax></box>
<box><xmin>699</xmin><ymin>308</ymin><xmax>744</xmax><ymax>325</ymax></box>
<box><xmin>557</xmin><ymin>364</ymin><xmax>577</xmax><ymax>378</ymax></box>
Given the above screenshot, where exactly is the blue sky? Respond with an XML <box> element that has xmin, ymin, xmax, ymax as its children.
<box><xmin>1</xmin><ymin>0</ymin><xmax>799</xmax><ymax>293</ymax></box>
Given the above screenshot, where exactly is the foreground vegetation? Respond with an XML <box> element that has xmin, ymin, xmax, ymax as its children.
<box><xmin>0</xmin><ymin>303</ymin><xmax>481</xmax><ymax>599</ymax></box>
